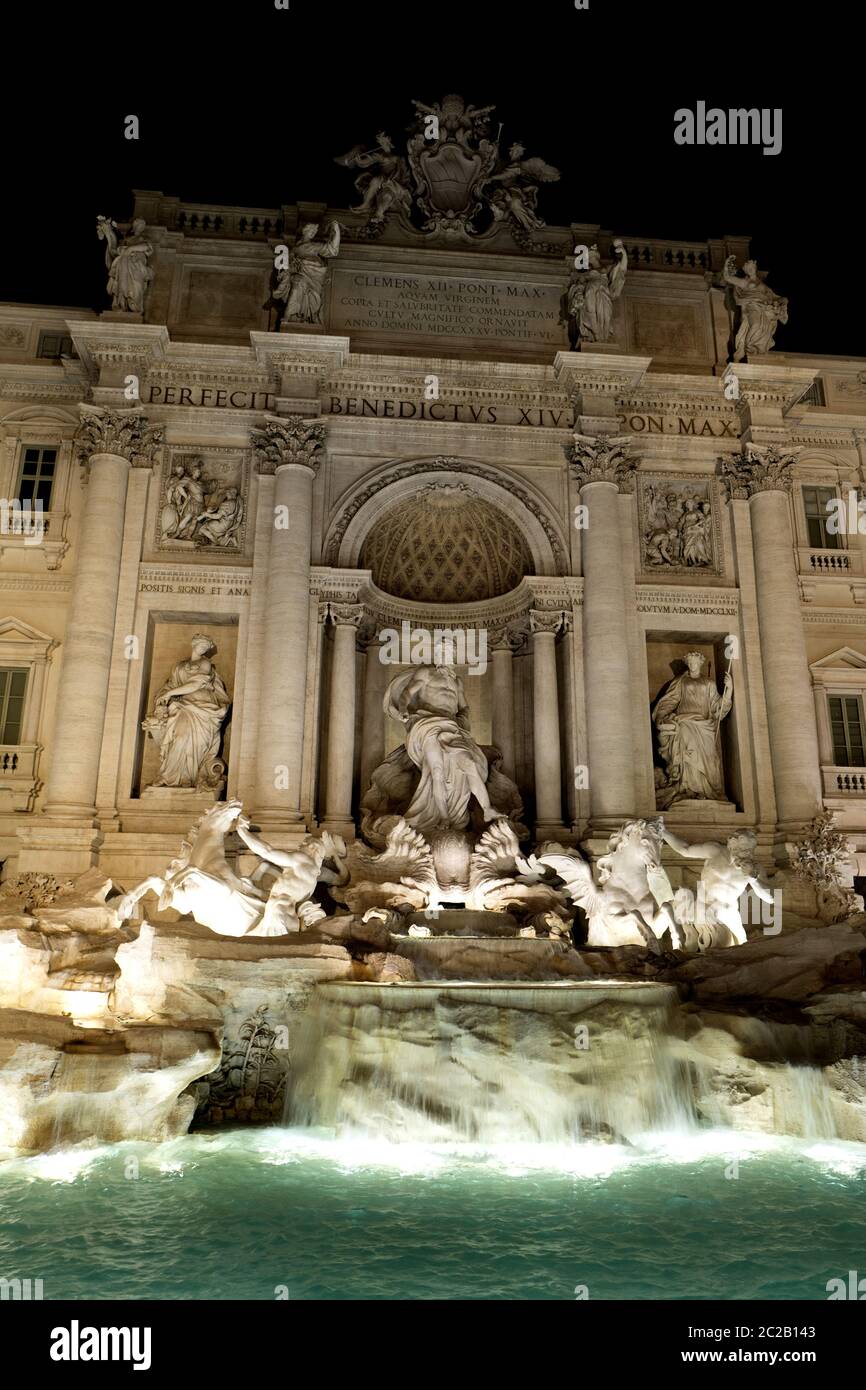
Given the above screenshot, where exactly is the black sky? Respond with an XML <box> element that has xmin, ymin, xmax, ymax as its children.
<box><xmin>2</xmin><ymin>0</ymin><xmax>860</xmax><ymax>358</ymax></box>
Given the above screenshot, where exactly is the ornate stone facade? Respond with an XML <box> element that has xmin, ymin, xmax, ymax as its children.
<box><xmin>1</xmin><ymin>169</ymin><xmax>865</xmax><ymax>900</ymax></box>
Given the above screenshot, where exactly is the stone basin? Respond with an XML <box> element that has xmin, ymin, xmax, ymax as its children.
<box><xmin>393</xmin><ymin>933</ymin><xmax>591</xmax><ymax>980</ymax></box>
<box><xmin>404</xmin><ymin>909</ymin><xmax>521</xmax><ymax>937</ymax></box>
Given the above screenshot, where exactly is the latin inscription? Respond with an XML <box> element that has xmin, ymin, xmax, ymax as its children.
<box><xmin>330</xmin><ymin>270</ymin><xmax>564</xmax><ymax>343</ymax></box>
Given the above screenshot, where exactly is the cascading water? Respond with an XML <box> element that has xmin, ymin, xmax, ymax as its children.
<box><xmin>286</xmin><ymin>975</ymin><xmax>866</xmax><ymax>1147</ymax></box>
<box><xmin>287</xmin><ymin>980</ymin><xmax>699</xmax><ymax>1144</ymax></box>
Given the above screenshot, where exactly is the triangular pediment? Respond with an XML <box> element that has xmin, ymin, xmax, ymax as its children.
<box><xmin>810</xmin><ymin>646</ymin><xmax>866</xmax><ymax>671</ymax></box>
<box><xmin>0</xmin><ymin>617</ymin><xmax>55</xmax><ymax>646</ymax></box>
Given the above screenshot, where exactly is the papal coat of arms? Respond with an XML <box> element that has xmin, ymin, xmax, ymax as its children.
<box><xmin>335</xmin><ymin>94</ymin><xmax>560</xmax><ymax>244</ymax></box>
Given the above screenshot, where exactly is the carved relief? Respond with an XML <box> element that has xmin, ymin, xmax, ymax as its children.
<box><xmin>157</xmin><ymin>450</ymin><xmax>248</xmax><ymax>552</ymax></box>
<box><xmin>638</xmin><ymin>475</ymin><xmax>720</xmax><ymax>575</ymax></box>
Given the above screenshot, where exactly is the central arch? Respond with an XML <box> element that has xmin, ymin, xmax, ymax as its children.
<box><xmin>323</xmin><ymin>455</ymin><xmax>568</xmax><ymax>577</ymax></box>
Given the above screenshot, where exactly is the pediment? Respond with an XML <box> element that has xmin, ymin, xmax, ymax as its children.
<box><xmin>810</xmin><ymin>646</ymin><xmax>866</xmax><ymax>671</ymax></box>
<box><xmin>0</xmin><ymin>616</ymin><xmax>57</xmax><ymax>661</ymax></box>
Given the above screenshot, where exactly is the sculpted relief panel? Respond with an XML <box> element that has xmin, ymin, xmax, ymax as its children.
<box><xmin>637</xmin><ymin>475</ymin><xmax>720</xmax><ymax>576</ymax></box>
<box><xmin>157</xmin><ymin>449</ymin><xmax>248</xmax><ymax>555</ymax></box>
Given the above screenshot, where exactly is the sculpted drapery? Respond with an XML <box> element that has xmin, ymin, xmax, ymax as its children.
<box><xmin>652</xmin><ymin>652</ymin><xmax>732</xmax><ymax>807</ymax></box>
<box><xmin>144</xmin><ymin>635</ymin><xmax>230</xmax><ymax>790</ymax></box>
<box><xmin>385</xmin><ymin>665</ymin><xmax>502</xmax><ymax>833</ymax></box>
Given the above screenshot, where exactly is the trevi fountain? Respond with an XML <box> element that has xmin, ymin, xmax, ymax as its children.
<box><xmin>3</xmin><ymin>90</ymin><xmax>866</xmax><ymax>1303</ymax></box>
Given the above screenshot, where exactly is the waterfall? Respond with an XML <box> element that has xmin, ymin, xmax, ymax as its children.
<box><xmin>286</xmin><ymin>980</ymin><xmax>866</xmax><ymax>1147</ymax></box>
<box><xmin>287</xmin><ymin>980</ymin><xmax>699</xmax><ymax>1145</ymax></box>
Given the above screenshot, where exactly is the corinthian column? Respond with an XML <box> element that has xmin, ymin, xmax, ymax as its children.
<box><xmin>250</xmin><ymin>415</ymin><xmax>325</xmax><ymax>828</ymax></box>
<box><xmin>322</xmin><ymin>603</ymin><xmax>363</xmax><ymax>836</ymax></box>
<box><xmin>44</xmin><ymin>405</ymin><xmax>162</xmax><ymax>820</ymax></box>
<box><xmin>721</xmin><ymin>443</ymin><xmax>822</xmax><ymax>829</ymax></box>
<box><xmin>569</xmin><ymin>433</ymin><xmax>637</xmax><ymax>825</ymax></box>
<box><xmin>490</xmin><ymin>630</ymin><xmax>516</xmax><ymax>780</ymax></box>
<box><xmin>530</xmin><ymin>610</ymin><xmax>566</xmax><ymax>835</ymax></box>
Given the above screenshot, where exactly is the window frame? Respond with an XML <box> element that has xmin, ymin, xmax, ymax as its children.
<box><xmin>15</xmin><ymin>443</ymin><xmax>57</xmax><ymax>510</ymax></box>
<box><xmin>0</xmin><ymin>667</ymin><xmax>28</xmax><ymax>745</ymax></box>
<box><xmin>802</xmin><ymin>483</ymin><xmax>841</xmax><ymax>551</ymax></box>
<box><xmin>828</xmin><ymin>692</ymin><xmax>866</xmax><ymax>767</ymax></box>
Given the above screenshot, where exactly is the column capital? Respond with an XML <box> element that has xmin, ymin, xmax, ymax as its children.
<box><xmin>75</xmin><ymin>403</ymin><xmax>163</xmax><ymax>468</ymax></box>
<box><xmin>326</xmin><ymin>601</ymin><xmax>365</xmax><ymax>628</ymax></box>
<box><xmin>567</xmin><ymin>433</ymin><xmax>637</xmax><ymax>493</ymax></box>
<box><xmin>719</xmin><ymin>442</ymin><xmax>801</xmax><ymax>500</ymax></box>
<box><xmin>530</xmin><ymin>608</ymin><xmax>570</xmax><ymax>636</ymax></box>
<box><xmin>250</xmin><ymin>414</ymin><xmax>326</xmax><ymax>475</ymax></box>
<box><xmin>489</xmin><ymin>626</ymin><xmax>522</xmax><ymax>653</ymax></box>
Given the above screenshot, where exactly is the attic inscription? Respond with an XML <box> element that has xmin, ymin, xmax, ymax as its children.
<box><xmin>330</xmin><ymin>269</ymin><xmax>564</xmax><ymax>342</ymax></box>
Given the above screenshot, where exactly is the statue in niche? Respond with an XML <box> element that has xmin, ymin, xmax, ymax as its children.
<box><xmin>721</xmin><ymin>256</ymin><xmax>788</xmax><ymax>361</ymax></box>
<box><xmin>652</xmin><ymin>651</ymin><xmax>732</xmax><ymax>808</ymax></box>
<box><xmin>335</xmin><ymin>133</ymin><xmax>413</xmax><ymax>227</ymax></box>
<box><xmin>274</xmin><ymin>220</ymin><xmax>341</xmax><ymax>325</ymax></box>
<box><xmin>142</xmin><ymin>634</ymin><xmax>230</xmax><ymax>791</ymax></box>
<box><xmin>96</xmin><ymin>215</ymin><xmax>153</xmax><ymax>314</ymax></box>
<box><xmin>385</xmin><ymin>665</ymin><xmax>505</xmax><ymax>833</ymax></box>
<box><xmin>563</xmin><ymin>240</ymin><xmax>627</xmax><ymax>346</ymax></box>
<box><xmin>362</xmin><ymin>664</ymin><xmax>522</xmax><ymax>842</ymax></box>
<box><xmin>485</xmin><ymin>142</ymin><xmax>560</xmax><ymax>233</ymax></box>
<box><xmin>661</xmin><ymin>826</ymin><xmax>776</xmax><ymax>948</ymax></box>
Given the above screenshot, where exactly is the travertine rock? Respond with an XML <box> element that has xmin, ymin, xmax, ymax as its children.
<box><xmin>664</xmin><ymin>923</ymin><xmax>866</xmax><ymax>1002</ymax></box>
<box><xmin>0</xmin><ymin>1009</ymin><xmax>219</xmax><ymax>1153</ymax></box>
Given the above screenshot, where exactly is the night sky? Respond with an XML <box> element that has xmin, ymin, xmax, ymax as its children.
<box><xmin>2</xmin><ymin>0</ymin><xmax>860</xmax><ymax>358</ymax></box>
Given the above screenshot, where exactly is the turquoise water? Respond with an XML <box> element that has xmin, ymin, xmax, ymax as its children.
<box><xmin>1</xmin><ymin>1128</ymin><xmax>865</xmax><ymax>1300</ymax></box>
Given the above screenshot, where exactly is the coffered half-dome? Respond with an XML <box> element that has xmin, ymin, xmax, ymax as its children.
<box><xmin>360</xmin><ymin>483</ymin><xmax>533</xmax><ymax>602</ymax></box>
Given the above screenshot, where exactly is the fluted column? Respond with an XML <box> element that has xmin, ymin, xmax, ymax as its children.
<box><xmin>569</xmin><ymin>434</ymin><xmax>637</xmax><ymax>824</ymax></box>
<box><xmin>251</xmin><ymin>415</ymin><xmax>325</xmax><ymax>827</ymax></box>
<box><xmin>531</xmin><ymin>610</ymin><xmax>566</xmax><ymax>834</ymax></box>
<box><xmin>360</xmin><ymin>636</ymin><xmax>387</xmax><ymax>797</ymax></box>
<box><xmin>44</xmin><ymin>406</ymin><xmax>162</xmax><ymax>819</ymax></box>
<box><xmin>323</xmin><ymin>604</ymin><xmax>362</xmax><ymax>835</ymax></box>
<box><xmin>490</xmin><ymin>631</ymin><xmax>516</xmax><ymax>780</ymax></box>
<box><xmin>721</xmin><ymin>443</ymin><xmax>822</xmax><ymax>829</ymax></box>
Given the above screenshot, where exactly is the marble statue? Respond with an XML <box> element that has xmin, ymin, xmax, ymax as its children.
<box><xmin>142</xmin><ymin>634</ymin><xmax>230</xmax><ymax>791</ymax></box>
<box><xmin>96</xmin><ymin>215</ymin><xmax>153</xmax><ymax>314</ymax></box>
<box><xmin>384</xmin><ymin>664</ymin><xmax>506</xmax><ymax>833</ymax></box>
<box><xmin>274</xmin><ymin>221</ymin><xmax>341</xmax><ymax>325</ymax></box>
<box><xmin>721</xmin><ymin>256</ymin><xmax>788</xmax><ymax>361</ymax></box>
<box><xmin>235</xmin><ymin>815</ymin><xmax>344</xmax><ymax>935</ymax></box>
<box><xmin>335</xmin><ymin>135</ymin><xmax>413</xmax><ymax>226</ymax></box>
<box><xmin>534</xmin><ymin>819</ymin><xmax>678</xmax><ymax>950</ymax></box>
<box><xmin>114</xmin><ymin>801</ymin><xmax>345</xmax><ymax>938</ymax></box>
<box><xmin>652</xmin><ymin>652</ymin><xmax>732</xmax><ymax>808</ymax></box>
<box><xmin>115</xmin><ymin>801</ymin><xmax>266</xmax><ymax>937</ymax></box>
<box><xmin>789</xmin><ymin>812</ymin><xmax>862</xmax><ymax>923</ymax></box>
<box><xmin>485</xmin><ymin>142</ymin><xmax>560</xmax><ymax>233</ymax></box>
<box><xmin>564</xmin><ymin>240</ymin><xmax>628</xmax><ymax>345</ymax></box>
<box><xmin>661</xmin><ymin>826</ymin><xmax>775</xmax><ymax>947</ymax></box>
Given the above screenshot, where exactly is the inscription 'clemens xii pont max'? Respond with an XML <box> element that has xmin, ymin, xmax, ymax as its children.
<box><xmin>329</xmin><ymin>270</ymin><xmax>564</xmax><ymax>342</ymax></box>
